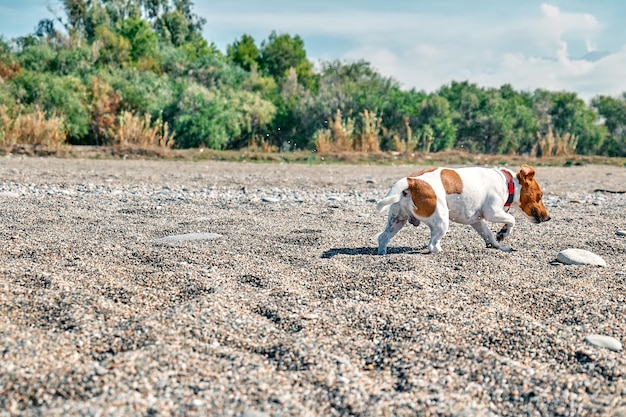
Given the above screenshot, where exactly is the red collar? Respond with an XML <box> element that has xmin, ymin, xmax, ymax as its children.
<box><xmin>501</xmin><ymin>169</ymin><xmax>515</xmax><ymax>209</ymax></box>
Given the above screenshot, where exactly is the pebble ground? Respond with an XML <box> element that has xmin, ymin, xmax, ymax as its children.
<box><xmin>0</xmin><ymin>157</ymin><xmax>625</xmax><ymax>416</ymax></box>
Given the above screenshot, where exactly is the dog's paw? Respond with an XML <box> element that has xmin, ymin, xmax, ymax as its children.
<box><xmin>427</xmin><ymin>243</ymin><xmax>442</xmax><ymax>254</ymax></box>
<box><xmin>496</xmin><ymin>227</ymin><xmax>510</xmax><ymax>242</ymax></box>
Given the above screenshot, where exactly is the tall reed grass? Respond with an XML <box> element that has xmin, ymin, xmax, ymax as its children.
<box><xmin>531</xmin><ymin>126</ymin><xmax>577</xmax><ymax>157</ymax></box>
<box><xmin>111</xmin><ymin>111</ymin><xmax>174</xmax><ymax>148</ymax></box>
<box><xmin>314</xmin><ymin>109</ymin><xmax>382</xmax><ymax>153</ymax></box>
<box><xmin>0</xmin><ymin>105</ymin><xmax>66</xmax><ymax>148</ymax></box>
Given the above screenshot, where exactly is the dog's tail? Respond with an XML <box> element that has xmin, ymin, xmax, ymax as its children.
<box><xmin>377</xmin><ymin>178</ymin><xmax>409</xmax><ymax>212</ymax></box>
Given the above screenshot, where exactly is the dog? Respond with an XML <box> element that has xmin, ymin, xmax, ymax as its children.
<box><xmin>376</xmin><ymin>164</ymin><xmax>550</xmax><ymax>255</ymax></box>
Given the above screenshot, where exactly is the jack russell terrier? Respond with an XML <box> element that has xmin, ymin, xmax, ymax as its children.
<box><xmin>377</xmin><ymin>165</ymin><xmax>550</xmax><ymax>255</ymax></box>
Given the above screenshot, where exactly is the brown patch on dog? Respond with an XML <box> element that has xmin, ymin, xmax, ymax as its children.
<box><xmin>406</xmin><ymin>177</ymin><xmax>437</xmax><ymax>217</ymax></box>
<box><xmin>408</xmin><ymin>167</ymin><xmax>437</xmax><ymax>177</ymax></box>
<box><xmin>441</xmin><ymin>169</ymin><xmax>463</xmax><ymax>195</ymax></box>
<box><xmin>516</xmin><ymin>164</ymin><xmax>550</xmax><ymax>223</ymax></box>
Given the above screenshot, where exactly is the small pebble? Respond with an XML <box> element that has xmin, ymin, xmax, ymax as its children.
<box><xmin>261</xmin><ymin>197</ymin><xmax>280</xmax><ymax>203</ymax></box>
<box><xmin>616</xmin><ymin>230</ymin><xmax>626</xmax><ymax>237</ymax></box>
<box><xmin>243</xmin><ymin>410</ymin><xmax>270</xmax><ymax>417</ymax></box>
<box><xmin>155</xmin><ymin>233</ymin><xmax>222</xmax><ymax>243</ymax></box>
<box><xmin>584</xmin><ymin>334</ymin><xmax>622</xmax><ymax>352</ymax></box>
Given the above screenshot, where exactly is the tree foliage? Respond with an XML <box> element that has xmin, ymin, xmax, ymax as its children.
<box><xmin>227</xmin><ymin>34</ymin><xmax>260</xmax><ymax>72</ymax></box>
<box><xmin>0</xmin><ymin>1</ymin><xmax>622</xmax><ymax>155</ymax></box>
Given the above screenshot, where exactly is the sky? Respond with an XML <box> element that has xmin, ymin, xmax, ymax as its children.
<box><xmin>1</xmin><ymin>0</ymin><xmax>625</xmax><ymax>102</ymax></box>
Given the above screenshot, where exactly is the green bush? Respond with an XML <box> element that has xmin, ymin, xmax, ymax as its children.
<box><xmin>171</xmin><ymin>83</ymin><xmax>275</xmax><ymax>149</ymax></box>
<box><xmin>51</xmin><ymin>45</ymin><xmax>94</xmax><ymax>76</ymax></box>
<box><xmin>16</xmin><ymin>44</ymin><xmax>55</xmax><ymax>72</ymax></box>
<box><xmin>171</xmin><ymin>83</ymin><xmax>240</xmax><ymax>149</ymax></box>
<box><xmin>103</xmin><ymin>68</ymin><xmax>175</xmax><ymax>118</ymax></box>
<box><xmin>11</xmin><ymin>71</ymin><xmax>90</xmax><ymax>144</ymax></box>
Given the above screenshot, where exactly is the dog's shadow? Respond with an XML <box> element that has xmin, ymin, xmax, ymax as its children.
<box><xmin>321</xmin><ymin>246</ymin><xmax>417</xmax><ymax>258</ymax></box>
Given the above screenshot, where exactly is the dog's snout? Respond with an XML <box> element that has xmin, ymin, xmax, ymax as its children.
<box><xmin>531</xmin><ymin>208</ymin><xmax>540</xmax><ymax>223</ymax></box>
<box><xmin>531</xmin><ymin>207</ymin><xmax>550</xmax><ymax>223</ymax></box>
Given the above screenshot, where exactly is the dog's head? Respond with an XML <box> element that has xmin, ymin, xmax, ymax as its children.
<box><xmin>517</xmin><ymin>164</ymin><xmax>550</xmax><ymax>223</ymax></box>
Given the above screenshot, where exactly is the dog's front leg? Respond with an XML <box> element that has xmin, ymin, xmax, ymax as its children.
<box><xmin>377</xmin><ymin>204</ymin><xmax>408</xmax><ymax>255</ymax></box>
<box><xmin>496</xmin><ymin>224</ymin><xmax>511</xmax><ymax>242</ymax></box>
<box><xmin>471</xmin><ymin>219</ymin><xmax>513</xmax><ymax>252</ymax></box>
<box><xmin>484</xmin><ymin>209</ymin><xmax>516</xmax><ymax>247</ymax></box>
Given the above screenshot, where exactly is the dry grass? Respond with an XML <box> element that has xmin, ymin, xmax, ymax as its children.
<box><xmin>531</xmin><ymin>126</ymin><xmax>577</xmax><ymax>157</ymax></box>
<box><xmin>111</xmin><ymin>111</ymin><xmax>174</xmax><ymax>148</ymax></box>
<box><xmin>246</xmin><ymin>138</ymin><xmax>278</xmax><ymax>153</ymax></box>
<box><xmin>355</xmin><ymin>109</ymin><xmax>381</xmax><ymax>153</ymax></box>
<box><xmin>315</xmin><ymin>109</ymin><xmax>383</xmax><ymax>153</ymax></box>
<box><xmin>0</xmin><ymin>105</ymin><xmax>66</xmax><ymax>149</ymax></box>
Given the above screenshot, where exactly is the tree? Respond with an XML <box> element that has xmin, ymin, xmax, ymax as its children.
<box><xmin>171</xmin><ymin>83</ymin><xmax>275</xmax><ymax>149</ymax></box>
<box><xmin>439</xmin><ymin>81</ymin><xmax>483</xmax><ymax>152</ymax></box>
<box><xmin>151</xmin><ymin>1</ymin><xmax>206</xmax><ymax>48</ymax></box>
<box><xmin>259</xmin><ymin>31</ymin><xmax>315</xmax><ymax>88</ymax></box>
<box><xmin>119</xmin><ymin>17</ymin><xmax>159</xmax><ymax>62</ymax></box>
<box><xmin>93</xmin><ymin>25</ymin><xmax>131</xmax><ymax>67</ymax></box>
<box><xmin>227</xmin><ymin>34</ymin><xmax>260</xmax><ymax>72</ymax></box>
<box><xmin>501</xmin><ymin>87</ymin><xmax>538</xmax><ymax>154</ymax></box>
<box><xmin>592</xmin><ymin>94</ymin><xmax>626</xmax><ymax>156</ymax></box>
<box><xmin>414</xmin><ymin>95</ymin><xmax>456</xmax><ymax>152</ymax></box>
<box><xmin>535</xmin><ymin>90</ymin><xmax>605</xmax><ymax>154</ymax></box>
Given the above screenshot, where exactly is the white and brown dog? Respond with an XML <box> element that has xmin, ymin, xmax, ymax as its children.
<box><xmin>377</xmin><ymin>165</ymin><xmax>550</xmax><ymax>255</ymax></box>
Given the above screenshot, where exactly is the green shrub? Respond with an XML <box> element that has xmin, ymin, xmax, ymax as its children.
<box><xmin>103</xmin><ymin>68</ymin><xmax>176</xmax><ymax>117</ymax></box>
<box><xmin>171</xmin><ymin>83</ymin><xmax>275</xmax><ymax>149</ymax></box>
<box><xmin>51</xmin><ymin>45</ymin><xmax>94</xmax><ymax>76</ymax></box>
<box><xmin>11</xmin><ymin>71</ymin><xmax>90</xmax><ymax>144</ymax></box>
<box><xmin>16</xmin><ymin>44</ymin><xmax>55</xmax><ymax>72</ymax></box>
<box><xmin>172</xmin><ymin>83</ymin><xmax>238</xmax><ymax>149</ymax></box>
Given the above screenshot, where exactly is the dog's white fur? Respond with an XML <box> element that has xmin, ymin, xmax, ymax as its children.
<box><xmin>377</xmin><ymin>165</ymin><xmax>550</xmax><ymax>255</ymax></box>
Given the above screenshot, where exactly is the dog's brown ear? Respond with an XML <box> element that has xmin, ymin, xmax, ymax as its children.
<box><xmin>518</xmin><ymin>164</ymin><xmax>535</xmax><ymax>181</ymax></box>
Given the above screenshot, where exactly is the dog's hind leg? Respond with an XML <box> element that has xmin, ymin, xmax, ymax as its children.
<box><xmin>377</xmin><ymin>204</ymin><xmax>408</xmax><ymax>255</ymax></box>
<box><xmin>425</xmin><ymin>216</ymin><xmax>448</xmax><ymax>254</ymax></box>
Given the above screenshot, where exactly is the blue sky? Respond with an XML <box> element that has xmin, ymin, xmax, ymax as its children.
<box><xmin>1</xmin><ymin>1</ymin><xmax>625</xmax><ymax>102</ymax></box>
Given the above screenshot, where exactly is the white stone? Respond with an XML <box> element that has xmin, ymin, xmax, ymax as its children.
<box><xmin>616</xmin><ymin>230</ymin><xmax>626</xmax><ymax>237</ymax></box>
<box><xmin>556</xmin><ymin>249</ymin><xmax>606</xmax><ymax>267</ymax></box>
<box><xmin>155</xmin><ymin>233</ymin><xmax>222</xmax><ymax>243</ymax></box>
<box><xmin>584</xmin><ymin>334</ymin><xmax>622</xmax><ymax>352</ymax></box>
<box><xmin>243</xmin><ymin>410</ymin><xmax>270</xmax><ymax>417</ymax></box>
<box><xmin>261</xmin><ymin>197</ymin><xmax>280</xmax><ymax>203</ymax></box>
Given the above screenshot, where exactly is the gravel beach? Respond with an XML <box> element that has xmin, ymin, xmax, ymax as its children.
<box><xmin>0</xmin><ymin>156</ymin><xmax>625</xmax><ymax>416</ymax></box>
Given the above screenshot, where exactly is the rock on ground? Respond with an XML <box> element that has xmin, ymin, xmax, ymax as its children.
<box><xmin>556</xmin><ymin>248</ymin><xmax>607</xmax><ymax>266</ymax></box>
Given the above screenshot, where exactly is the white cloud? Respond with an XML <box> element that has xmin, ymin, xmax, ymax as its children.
<box><xmin>528</xmin><ymin>4</ymin><xmax>602</xmax><ymax>55</ymax></box>
<box><xmin>198</xmin><ymin>2</ymin><xmax>625</xmax><ymax>100</ymax></box>
<box><xmin>333</xmin><ymin>3</ymin><xmax>625</xmax><ymax>101</ymax></box>
<box><xmin>540</xmin><ymin>3</ymin><xmax>560</xmax><ymax>18</ymax></box>
<box><xmin>585</xmin><ymin>38</ymin><xmax>597</xmax><ymax>52</ymax></box>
